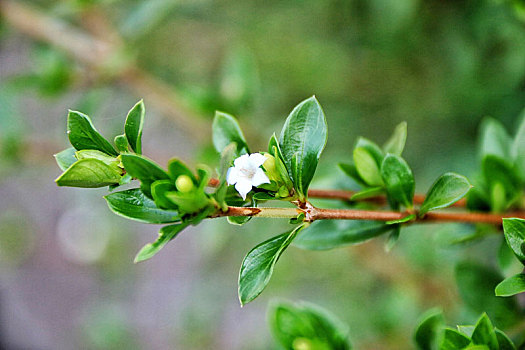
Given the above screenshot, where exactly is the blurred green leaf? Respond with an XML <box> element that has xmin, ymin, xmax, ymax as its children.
<box><xmin>294</xmin><ymin>220</ymin><xmax>391</xmax><ymax>250</ymax></box>
<box><xmin>482</xmin><ymin>155</ymin><xmax>522</xmax><ymax>212</ymax></box>
<box><xmin>495</xmin><ymin>273</ymin><xmax>525</xmax><ymax>297</ymax></box>
<box><xmin>134</xmin><ymin>222</ymin><xmax>189</xmax><ymax>263</ymax></box>
<box><xmin>494</xmin><ymin>329</ymin><xmax>516</xmax><ymax>350</ymax></box>
<box><xmin>125</xmin><ymin>100</ymin><xmax>145</xmax><ymax>154</ymax></box>
<box><xmin>238</xmin><ymin>225</ymin><xmax>304</xmax><ymax>305</ymax></box>
<box><xmin>54</xmin><ymin>147</ymin><xmax>77</xmax><ymax>171</ymax></box>
<box><xmin>502</xmin><ymin>218</ymin><xmax>525</xmax><ymax>264</ymax></box>
<box><xmin>67</xmin><ymin>110</ymin><xmax>118</xmax><ymax>156</ymax></box>
<box><xmin>215</xmin><ymin>143</ymin><xmax>237</xmax><ymax>207</ymax></box>
<box><xmin>279</xmin><ymin>96</ymin><xmax>327</xmax><ymax>199</ymax></box>
<box><xmin>105</xmin><ymin>189</ymin><xmax>180</xmax><ymax>224</ymax></box>
<box><xmin>55</xmin><ymin>158</ymin><xmax>121</xmax><ymax>188</ymax></box>
<box><xmin>350</xmin><ymin>186</ymin><xmax>384</xmax><ymax>201</ymax></box>
<box><xmin>353</xmin><ymin>147</ymin><xmax>384</xmax><ymax>187</ymax></box>
<box><xmin>381</xmin><ymin>154</ymin><xmax>415</xmax><ymax>208</ymax></box>
<box><xmin>420</xmin><ymin>173</ymin><xmax>472</xmax><ymax>216</ymax></box>
<box><xmin>414</xmin><ymin>308</ymin><xmax>444</xmax><ymax>350</ymax></box>
<box><xmin>480</xmin><ymin>117</ymin><xmax>512</xmax><ymax>160</ymax></box>
<box><xmin>268</xmin><ymin>300</ymin><xmax>351</xmax><ymax>350</ymax></box>
<box><xmin>212</xmin><ymin>111</ymin><xmax>249</xmax><ymax>154</ymax></box>
<box><xmin>383</xmin><ymin>121</ymin><xmax>407</xmax><ymax>156</ymax></box>
<box><xmin>114</xmin><ymin>134</ymin><xmax>130</xmax><ymax>153</ymax></box>
<box><xmin>338</xmin><ymin>162</ymin><xmax>367</xmax><ymax>187</ymax></box>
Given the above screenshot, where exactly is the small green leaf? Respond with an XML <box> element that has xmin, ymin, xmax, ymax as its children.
<box><xmin>479</xmin><ymin>117</ymin><xmax>512</xmax><ymax>160</ymax></box>
<box><xmin>75</xmin><ymin>149</ymin><xmax>120</xmax><ymax>168</ymax></box>
<box><xmin>385</xmin><ymin>225</ymin><xmax>401</xmax><ymax>251</ymax></box>
<box><xmin>212</xmin><ymin>111</ymin><xmax>249</xmax><ymax>154</ymax></box>
<box><xmin>125</xmin><ymin>100</ymin><xmax>145</xmax><ymax>154</ymax></box>
<box><xmin>104</xmin><ymin>189</ymin><xmax>180</xmax><ymax>224</ymax></box>
<box><xmin>494</xmin><ymin>329</ymin><xmax>516</xmax><ymax>350</ymax></box>
<box><xmin>338</xmin><ymin>162</ymin><xmax>367</xmax><ymax>187</ymax></box>
<box><xmin>470</xmin><ymin>314</ymin><xmax>498</xmax><ymax>350</ymax></box>
<box><xmin>167</xmin><ymin>159</ymin><xmax>197</xmax><ymax>184</ymax></box>
<box><xmin>414</xmin><ymin>308</ymin><xmax>444</xmax><ymax>350</ymax></box>
<box><xmin>381</xmin><ymin>154</ymin><xmax>415</xmax><ymax>208</ymax></box>
<box><xmin>121</xmin><ymin>154</ymin><xmax>170</xmax><ymax>184</ymax></box>
<box><xmin>355</xmin><ymin>137</ymin><xmax>384</xmax><ymax>165</ymax></box>
<box><xmin>55</xmin><ymin>158</ymin><xmax>122</xmax><ymax>188</ymax></box>
<box><xmin>134</xmin><ymin>222</ymin><xmax>188</xmax><ymax>263</ymax></box>
<box><xmin>268</xmin><ymin>300</ymin><xmax>352</xmax><ymax>350</ymax></box>
<box><xmin>482</xmin><ymin>155</ymin><xmax>522</xmax><ymax>212</ymax></box>
<box><xmin>215</xmin><ymin>143</ymin><xmax>237</xmax><ymax>207</ymax></box>
<box><xmin>383</xmin><ymin>121</ymin><xmax>407</xmax><ymax>156</ymax></box>
<box><xmin>502</xmin><ymin>218</ymin><xmax>525</xmax><ymax>264</ymax></box>
<box><xmin>420</xmin><ymin>173</ymin><xmax>472</xmax><ymax>216</ymax></box>
<box><xmin>350</xmin><ymin>187</ymin><xmax>384</xmax><ymax>201</ymax></box>
<box><xmin>495</xmin><ymin>273</ymin><xmax>525</xmax><ymax>297</ymax></box>
<box><xmin>67</xmin><ymin>110</ymin><xmax>118</xmax><ymax>156</ymax></box>
<box><xmin>279</xmin><ymin>96</ymin><xmax>327</xmax><ymax>198</ymax></box>
<box><xmin>238</xmin><ymin>225</ymin><xmax>305</xmax><ymax>305</ymax></box>
<box><xmin>54</xmin><ymin>147</ymin><xmax>77</xmax><ymax>171</ymax></box>
<box><xmin>386</xmin><ymin>214</ymin><xmax>415</xmax><ymax>225</ymax></box>
<box><xmin>294</xmin><ymin>220</ymin><xmax>391</xmax><ymax>250</ymax></box>
<box><xmin>439</xmin><ymin>328</ymin><xmax>470</xmax><ymax>350</ymax></box>
<box><xmin>151</xmin><ymin>180</ymin><xmax>177</xmax><ymax>209</ymax></box>
<box><xmin>353</xmin><ymin>147</ymin><xmax>383</xmax><ymax>187</ymax></box>
<box><xmin>114</xmin><ymin>134</ymin><xmax>129</xmax><ymax>153</ymax></box>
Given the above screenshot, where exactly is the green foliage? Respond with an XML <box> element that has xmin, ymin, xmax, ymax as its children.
<box><xmin>212</xmin><ymin>111</ymin><xmax>249</xmax><ymax>155</ymax></box>
<box><xmin>67</xmin><ymin>110</ymin><xmax>118</xmax><ymax>156</ymax></box>
<box><xmin>495</xmin><ymin>273</ymin><xmax>525</xmax><ymax>297</ymax></box>
<box><xmin>279</xmin><ymin>96</ymin><xmax>327</xmax><ymax>200</ymax></box>
<box><xmin>413</xmin><ymin>308</ymin><xmax>444</xmax><ymax>350</ymax></box>
<box><xmin>134</xmin><ymin>223</ymin><xmax>188</xmax><ymax>263</ymax></box>
<box><xmin>124</xmin><ymin>100</ymin><xmax>145</xmax><ymax>154</ymax></box>
<box><xmin>381</xmin><ymin>154</ymin><xmax>415</xmax><ymax>209</ymax></box>
<box><xmin>502</xmin><ymin>218</ymin><xmax>525</xmax><ymax>264</ymax></box>
<box><xmin>238</xmin><ymin>225</ymin><xmax>305</xmax><ymax>305</ymax></box>
<box><xmin>268</xmin><ymin>300</ymin><xmax>351</xmax><ymax>350</ymax></box>
<box><xmin>55</xmin><ymin>158</ymin><xmax>122</xmax><ymax>188</ymax></box>
<box><xmin>419</xmin><ymin>173</ymin><xmax>472</xmax><ymax>216</ymax></box>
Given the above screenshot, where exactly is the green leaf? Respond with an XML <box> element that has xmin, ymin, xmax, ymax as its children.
<box><xmin>294</xmin><ymin>220</ymin><xmax>391</xmax><ymax>250</ymax></box>
<box><xmin>414</xmin><ymin>308</ymin><xmax>444</xmax><ymax>350</ymax></box>
<box><xmin>385</xmin><ymin>225</ymin><xmax>401</xmax><ymax>251</ymax></box>
<box><xmin>134</xmin><ymin>222</ymin><xmax>188</xmax><ymax>263</ymax></box>
<box><xmin>381</xmin><ymin>154</ymin><xmax>415</xmax><ymax>208</ymax></box>
<box><xmin>439</xmin><ymin>328</ymin><xmax>470</xmax><ymax>350</ymax></box>
<box><xmin>383</xmin><ymin>121</ymin><xmax>407</xmax><ymax>156</ymax></box>
<box><xmin>420</xmin><ymin>173</ymin><xmax>472</xmax><ymax>216</ymax></box>
<box><xmin>55</xmin><ymin>158</ymin><xmax>122</xmax><ymax>188</ymax></box>
<box><xmin>386</xmin><ymin>214</ymin><xmax>415</xmax><ymax>225</ymax></box>
<box><xmin>350</xmin><ymin>187</ymin><xmax>384</xmax><ymax>201</ymax></box>
<box><xmin>104</xmin><ymin>189</ymin><xmax>180</xmax><ymax>224</ymax></box>
<box><xmin>167</xmin><ymin>158</ymin><xmax>197</xmax><ymax>184</ymax></box>
<box><xmin>353</xmin><ymin>147</ymin><xmax>383</xmax><ymax>186</ymax></box>
<box><xmin>494</xmin><ymin>329</ymin><xmax>516</xmax><ymax>350</ymax></box>
<box><xmin>338</xmin><ymin>162</ymin><xmax>367</xmax><ymax>187</ymax></box>
<box><xmin>355</xmin><ymin>137</ymin><xmax>384</xmax><ymax>165</ymax></box>
<box><xmin>495</xmin><ymin>273</ymin><xmax>525</xmax><ymax>297</ymax></box>
<box><xmin>125</xmin><ymin>100</ymin><xmax>145</xmax><ymax>154</ymax></box>
<box><xmin>54</xmin><ymin>147</ymin><xmax>77</xmax><ymax>171</ymax></box>
<box><xmin>512</xmin><ymin>110</ymin><xmax>525</xmax><ymax>179</ymax></box>
<box><xmin>67</xmin><ymin>110</ymin><xmax>118</xmax><ymax>156</ymax></box>
<box><xmin>279</xmin><ymin>96</ymin><xmax>327</xmax><ymax>198</ymax></box>
<box><xmin>470</xmin><ymin>314</ymin><xmax>498</xmax><ymax>350</ymax></box>
<box><xmin>114</xmin><ymin>134</ymin><xmax>129</xmax><ymax>153</ymax></box>
<box><xmin>212</xmin><ymin>111</ymin><xmax>249</xmax><ymax>154</ymax></box>
<box><xmin>502</xmin><ymin>218</ymin><xmax>525</xmax><ymax>264</ymax></box>
<box><xmin>479</xmin><ymin>117</ymin><xmax>512</xmax><ymax>160</ymax></box>
<box><xmin>75</xmin><ymin>149</ymin><xmax>120</xmax><ymax>168</ymax></box>
<box><xmin>151</xmin><ymin>180</ymin><xmax>177</xmax><ymax>209</ymax></box>
<box><xmin>121</xmin><ymin>154</ymin><xmax>170</xmax><ymax>185</ymax></box>
<box><xmin>238</xmin><ymin>225</ymin><xmax>304</xmax><ymax>305</ymax></box>
<box><xmin>215</xmin><ymin>143</ymin><xmax>237</xmax><ymax>207</ymax></box>
<box><xmin>268</xmin><ymin>300</ymin><xmax>352</xmax><ymax>350</ymax></box>
<box><xmin>482</xmin><ymin>155</ymin><xmax>522</xmax><ymax>212</ymax></box>
<box><xmin>455</xmin><ymin>262</ymin><xmax>520</xmax><ymax>328</ymax></box>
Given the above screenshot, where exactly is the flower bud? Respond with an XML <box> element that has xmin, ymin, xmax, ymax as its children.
<box><xmin>262</xmin><ymin>153</ymin><xmax>281</xmax><ymax>183</ymax></box>
<box><xmin>176</xmin><ymin>175</ymin><xmax>194</xmax><ymax>193</ymax></box>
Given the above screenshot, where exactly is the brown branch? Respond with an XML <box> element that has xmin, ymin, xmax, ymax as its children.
<box><xmin>213</xmin><ymin>205</ymin><xmax>524</xmax><ymax>225</ymax></box>
<box><xmin>0</xmin><ymin>0</ymin><xmax>208</xmax><ymax>143</ymax></box>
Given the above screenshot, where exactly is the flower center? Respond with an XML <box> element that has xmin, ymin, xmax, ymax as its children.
<box><xmin>240</xmin><ymin>167</ymin><xmax>255</xmax><ymax>178</ymax></box>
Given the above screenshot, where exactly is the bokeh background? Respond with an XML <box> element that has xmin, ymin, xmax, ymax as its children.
<box><xmin>1</xmin><ymin>0</ymin><xmax>525</xmax><ymax>349</ymax></box>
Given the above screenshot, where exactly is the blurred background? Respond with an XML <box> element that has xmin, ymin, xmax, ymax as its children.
<box><xmin>1</xmin><ymin>0</ymin><xmax>525</xmax><ymax>349</ymax></box>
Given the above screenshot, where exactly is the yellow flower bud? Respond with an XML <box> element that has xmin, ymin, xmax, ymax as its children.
<box><xmin>176</xmin><ymin>175</ymin><xmax>194</xmax><ymax>193</ymax></box>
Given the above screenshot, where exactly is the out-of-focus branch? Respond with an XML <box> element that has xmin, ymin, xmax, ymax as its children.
<box><xmin>0</xmin><ymin>0</ymin><xmax>209</xmax><ymax>142</ymax></box>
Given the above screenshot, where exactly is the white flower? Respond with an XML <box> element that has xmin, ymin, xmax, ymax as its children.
<box><xmin>227</xmin><ymin>153</ymin><xmax>270</xmax><ymax>200</ymax></box>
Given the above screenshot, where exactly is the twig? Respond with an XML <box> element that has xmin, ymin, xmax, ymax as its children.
<box><xmin>214</xmin><ymin>205</ymin><xmax>524</xmax><ymax>225</ymax></box>
<box><xmin>0</xmin><ymin>0</ymin><xmax>208</xmax><ymax>142</ymax></box>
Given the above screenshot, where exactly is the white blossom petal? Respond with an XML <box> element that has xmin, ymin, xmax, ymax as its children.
<box><xmin>251</xmin><ymin>168</ymin><xmax>271</xmax><ymax>187</ymax></box>
<box><xmin>234</xmin><ymin>154</ymin><xmax>250</xmax><ymax>168</ymax></box>
<box><xmin>235</xmin><ymin>179</ymin><xmax>253</xmax><ymax>200</ymax></box>
<box><xmin>226</xmin><ymin>167</ymin><xmax>240</xmax><ymax>185</ymax></box>
<box><xmin>248</xmin><ymin>153</ymin><xmax>267</xmax><ymax>168</ymax></box>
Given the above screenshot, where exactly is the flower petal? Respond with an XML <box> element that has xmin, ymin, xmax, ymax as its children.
<box><xmin>235</xmin><ymin>179</ymin><xmax>253</xmax><ymax>200</ymax></box>
<box><xmin>251</xmin><ymin>168</ymin><xmax>271</xmax><ymax>187</ymax></box>
<box><xmin>226</xmin><ymin>167</ymin><xmax>240</xmax><ymax>185</ymax></box>
<box><xmin>234</xmin><ymin>154</ymin><xmax>250</xmax><ymax>168</ymax></box>
<box><xmin>248</xmin><ymin>153</ymin><xmax>267</xmax><ymax>168</ymax></box>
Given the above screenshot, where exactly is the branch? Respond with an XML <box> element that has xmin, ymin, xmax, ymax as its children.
<box><xmin>214</xmin><ymin>205</ymin><xmax>524</xmax><ymax>225</ymax></box>
<box><xmin>0</xmin><ymin>0</ymin><xmax>208</xmax><ymax>142</ymax></box>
